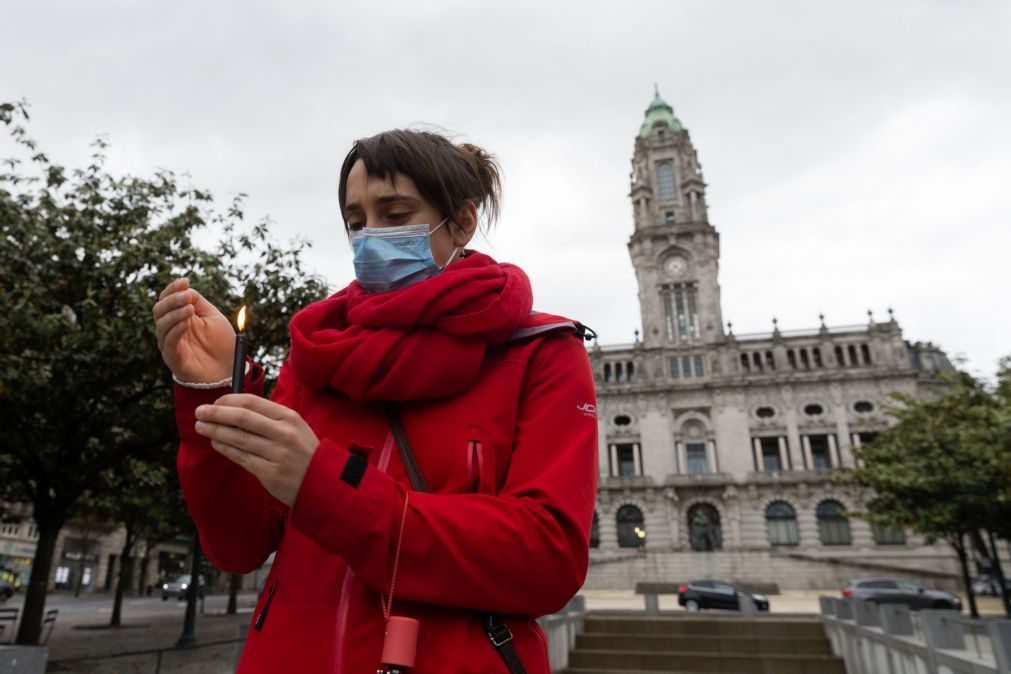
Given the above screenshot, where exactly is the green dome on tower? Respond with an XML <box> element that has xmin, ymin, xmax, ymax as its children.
<box><xmin>639</xmin><ymin>85</ymin><xmax>683</xmax><ymax>138</ymax></box>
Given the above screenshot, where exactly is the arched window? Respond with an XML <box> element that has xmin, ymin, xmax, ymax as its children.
<box><xmin>590</xmin><ymin>512</ymin><xmax>600</xmax><ymax>549</ymax></box>
<box><xmin>616</xmin><ymin>505</ymin><xmax>645</xmax><ymax>549</ymax></box>
<box><xmin>603</xmin><ymin>363</ymin><xmax>611</xmax><ymax>383</ymax></box>
<box><xmin>687</xmin><ymin>503</ymin><xmax>722</xmax><ymax>551</ymax></box>
<box><xmin>766</xmin><ymin>501</ymin><xmax>799</xmax><ymax>546</ymax></box>
<box><xmin>816</xmin><ymin>500</ymin><xmax>851</xmax><ymax>545</ymax></box>
<box><xmin>656</xmin><ymin>162</ymin><xmax>676</xmax><ymax>201</ymax></box>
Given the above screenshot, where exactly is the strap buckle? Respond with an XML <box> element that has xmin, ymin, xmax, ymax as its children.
<box><xmin>487</xmin><ymin>622</ymin><xmax>513</xmax><ymax>647</ymax></box>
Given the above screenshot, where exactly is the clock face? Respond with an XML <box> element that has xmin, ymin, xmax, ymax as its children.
<box><xmin>663</xmin><ymin>256</ymin><xmax>687</xmax><ymax>278</ymax></box>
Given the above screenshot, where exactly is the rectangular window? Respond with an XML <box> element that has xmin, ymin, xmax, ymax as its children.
<box><xmin>685</xmin><ymin>442</ymin><xmax>708</xmax><ymax>475</ymax></box>
<box><xmin>858</xmin><ymin>432</ymin><xmax>879</xmax><ymax>446</ymax></box>
<box><xmin>656</xmin><ymin>161</ymin><xmax>677</xmax><ymax>201</ymax></box>
<box><xmin>663</xmin><ymin>292</ymin><xmax>675</xmax><ymax>341</ymax></box>
<box><xmin>693</xmin><ymin>355</ymin><xmax>704</xmax><ymax>378</ymax></box>
<box><xmin>670</xmin><ymin>357</ymin><xmax>679</xmax><ymax>379</ymax></box>
<box><xmin>675</xmin><ymin>286</ymin><xmax>688</xmax><ymax>340</ymax></box>
<box><xmin>682</xmin><ymin>355</ymin><xmax>692</xmax><ymax>378</ymax></box>
<box><xmin>760</xmin><ymin>437</ymin><xmax>782</xmax><ymax>472</ymax></box>
<box><xmin>616</xmin><ymin>443</ymin><xmax>637</xmax><ymax>477</ymax></box>
<box><xmin>686</xmin><ymin>286</ymin><xmax>700</xmax><ymax>338</ymax></box>
<box><xmin>809</xmin><ymin>435</ymin><xmax>832</xmax><ymax>470</ymax></box>
<box><xmin>872</xmin><ymin>523</ymin><xmax>906</xmax><ymax>545</ymax></box>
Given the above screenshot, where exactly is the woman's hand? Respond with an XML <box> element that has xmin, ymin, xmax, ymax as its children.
<box><xmin>193</xmin><ymin>394</ymin><xmax>320</xmax><ymax>507</ymax></box>
<box><xmin>152</xmin><ymin>277</ymin><xmax>235</xmax><ymax>383</ymax></box>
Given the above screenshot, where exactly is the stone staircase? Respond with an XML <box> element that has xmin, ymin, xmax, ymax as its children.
<box><xmin>559</xmin><ymin>612</ymin><xmax>846</xmax><ymax>674</ymax></box>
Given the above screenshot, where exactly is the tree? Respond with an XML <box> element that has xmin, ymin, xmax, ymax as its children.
<box><xmin>0</xmin><ymin>101</ymin><xmax>329</xmax><ymax>643</ymax></box>
<box><xmin>843</xmin><ymin>368</ymin><xmax>1011</xmax><ymax>618</ymax></box>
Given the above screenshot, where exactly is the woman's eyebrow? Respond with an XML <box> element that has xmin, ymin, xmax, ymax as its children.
<box><xmin>344</xmin><ymin>195</ymin><xmax>419</xmax><ymax>211</ymax></box>
<box><xmin>375</xmin><ymin>195</ymin><xmax>421</xmax><ymax>207</ymax></box>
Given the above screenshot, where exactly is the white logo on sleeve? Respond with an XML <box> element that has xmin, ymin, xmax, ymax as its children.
<box><xmin>577</xmin><ymin>403</ymin><xmax>597</xmax><ymax>418</ymax></box>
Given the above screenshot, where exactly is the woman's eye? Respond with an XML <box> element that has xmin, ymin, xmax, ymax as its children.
<box><xmin>348</xmin><ymin>222</ymin><xmax>364</xmax><ymax>231</ymax></box>
<box><xmin>387</xmin><ymin>212</ymin><xmax>410</xmax><ymax>221</ymax></box>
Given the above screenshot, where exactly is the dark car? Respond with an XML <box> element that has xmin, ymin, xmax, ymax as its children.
<box><xmin>842</xmin><ymin>578</ymin><xmax>961</xmax><ymax>610</ymax></box>
<box><xmin>0</xmin><ymin>580</ymin><xmax>14</xmax><ymax>602</ymax></box>
<box><xmin>161</xmin><ymin>574</ymin><xmax>205</xmax><ymax>601</ymax></box>
<box><xmin>677</xmin><ymin>580</ymin><xmax>770</xmax><ymax>612</ymax></box>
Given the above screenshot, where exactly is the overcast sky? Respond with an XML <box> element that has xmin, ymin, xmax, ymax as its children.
<box><xmin>3</xmin><ymin>0</ymin><xmax>1009</xmax><ymax>377</ymax></box>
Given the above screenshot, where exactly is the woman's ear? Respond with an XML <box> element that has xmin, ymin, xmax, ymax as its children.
<box><xmin>452</xmin><ymin>201</ymin><xmax>479</xmax><ymax>247</ymax></box>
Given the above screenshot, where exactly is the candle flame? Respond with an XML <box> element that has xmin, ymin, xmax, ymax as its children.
<box><xmin>237</xmin><ymin>305</ymin><xmax>247</xmax><ymax>332</ymax></box>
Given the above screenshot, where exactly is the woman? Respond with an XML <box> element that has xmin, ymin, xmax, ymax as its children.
<box><xmin>152</xmin><ymin>129</ymin><xmax>598</xmax><ymax>673</ymax></box>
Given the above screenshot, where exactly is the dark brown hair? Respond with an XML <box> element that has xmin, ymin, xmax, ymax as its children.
<box><xmin>338</xmin><ymin>129</ymin><xmax>502</xmax><ymax>234</ymax></box>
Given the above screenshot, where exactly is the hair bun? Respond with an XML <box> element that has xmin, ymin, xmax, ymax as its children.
<box><xmin>458</xmin><ymin>143</ymin><xmax>502</xmax><ymax>224</ymax></box>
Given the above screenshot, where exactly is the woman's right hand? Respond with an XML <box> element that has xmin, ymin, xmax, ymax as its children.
<box><xmin>153</xmin><ymin>277</ymin><xmax>236</xmax><ymax>383</ymax></box>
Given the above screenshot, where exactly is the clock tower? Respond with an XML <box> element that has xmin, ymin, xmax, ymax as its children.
<box><xmin>629</xmin><ymin>87</ymin><xmax>726</xmax><ymax>349</ymax></box>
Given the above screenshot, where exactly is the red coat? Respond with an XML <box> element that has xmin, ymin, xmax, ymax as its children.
<box><xmin>174</xmin><ymin>314</ymin><xmax>598</xmax><ymax>673</ymax></box>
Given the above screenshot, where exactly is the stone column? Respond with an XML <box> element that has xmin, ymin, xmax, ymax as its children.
<box><xmin>609</xmin><ymin>444</ymin><xmax>618</xmax><ymax>477</ymax></box>
<box><xmin>778</xmin><ymin>436</ymin><xmax>790</xmax><ymax>471</ymax></box>
<box><xmin>828</xmin><ymin>433</ymin><xmax>841</xmax><ymax>469</ymax></box>
<box><xmin>782</xmin><ymin>387</ymin><xmax>804</xmax><ymax>469</ymax></box>
<box><xmin>752</xmin><ymin>438</ymin><xmax>763</xmax><ymax>472</ymax></box>
<box><xmin>633</xmin><ymin>443</ymin><xmax>642</xmax><ymax>476</ymax></box>
<box><xmin>707</xmin><ymin>439</ymin><xmax>719</xmax><ymax>473</ymax></box>
<box><xmin>600</xmin><ymin>503</ymin><xmax>619</xmax><ymax>551</ymax></box>
<box><xmin>835</xmin><ymin>418</ymin><xmax>853</xmax><ymax>467</ymax></box>
<box><xmin>801</xmin><ymin>435</ymin><xmax>813</xmax><ymax>470</ymax></box>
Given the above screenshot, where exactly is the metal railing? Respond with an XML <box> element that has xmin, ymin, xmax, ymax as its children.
<box><xmin>820</xmin><ymin>596</ymin><xmax>1011</xmax><ymax>674</ymax></box>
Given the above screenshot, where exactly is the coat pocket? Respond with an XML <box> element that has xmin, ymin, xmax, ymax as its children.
<box><xmin>466</xmin><ymin>436</ymin><xmax>498</xmax><ymax>495</ymax></box>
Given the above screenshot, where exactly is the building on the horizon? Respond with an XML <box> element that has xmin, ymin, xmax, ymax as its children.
<box><xmin>585</xmin><ymin>89</ymin><xmax>960</xmax><ymax>591</ymax></box>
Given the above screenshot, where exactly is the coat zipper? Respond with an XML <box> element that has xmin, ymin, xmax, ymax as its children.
<box><xmin>254</xmin><ymin>576</ymin><xmax>279</xmax><ymax>630</ymax></box>
<box><xmin>253</xmin><ymin>511</ymin><xmax>288</xmax><ymax>632</ymax></box>
<box><xmin>334</xmin><ymin>430</ymin><xmax>393</xmax><ymax>674</ymax></box>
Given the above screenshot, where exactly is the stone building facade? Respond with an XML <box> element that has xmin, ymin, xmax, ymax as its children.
<box><xmin>585</xmin><ymin>90</ymin><xmax>959</xmax><ymax>591</ymax></box>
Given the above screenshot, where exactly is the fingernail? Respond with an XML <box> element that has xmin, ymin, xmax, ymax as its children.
<box><xmin>195</xmin><ymin>405</ymin><xmax>207</xmax><ymax>418</ymax></box>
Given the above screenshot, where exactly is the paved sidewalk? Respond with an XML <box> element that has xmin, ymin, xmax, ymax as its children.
<box><xmin>9</xmin><ymin>593</ymin><xmax>260</xmax><ymax>673</ymax></box>
<box><xmin>8</xmin><ymin>589</ymin><xmax>1005</xmax><ymax>672</ymax></box>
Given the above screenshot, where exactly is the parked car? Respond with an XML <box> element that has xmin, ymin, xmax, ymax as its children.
<box><xmin>0</xmin><ymin>580</ymin><xmax>14</xmax><ymax>601</ymax></box>
<box><xmin>677</xmin><ymin>580</ymin><xmax>770</xmax><ymax>612</ymax></box>
<box><xmin>972</xmin><ymin>575</ymin><xmax>1011</xmax><ymax>597</ymax></box>
<box><xmin>842</xmin><ymin>578</ymin><xmax>961</xmax><ymax>610</ymax></box>
<box><xmin>162</xmin><ymin>574</ymin><xmax>205</xmax><ymax>601</ymax></box>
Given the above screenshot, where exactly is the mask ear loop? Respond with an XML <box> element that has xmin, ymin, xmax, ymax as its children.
<box><xmin>430</xmin><ymin>218</ymin><xmax>462</xmax><ymax>269</ymax></box>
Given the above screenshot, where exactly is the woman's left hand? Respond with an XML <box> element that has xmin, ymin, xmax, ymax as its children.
<box><xmin>193</xmin><ymin>395</ymin><xmax>320</xmax><ymax>507</ymax></box>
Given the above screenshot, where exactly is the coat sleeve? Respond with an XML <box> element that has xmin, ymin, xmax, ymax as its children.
<box><xmin>288</xmin><ymin>334</ymin><xmax>599</xmax><ymax>617</ymax></box>
<box><xmin>174</xmin><ymin>358</ymin><xmax>295</xmax><ymax>573</ymax></box>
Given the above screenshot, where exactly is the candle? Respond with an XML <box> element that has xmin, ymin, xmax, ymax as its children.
<box><xmin>231</xmin><ymin>305</ymin><xmax>247</xmax><ymax>394</ymax></box>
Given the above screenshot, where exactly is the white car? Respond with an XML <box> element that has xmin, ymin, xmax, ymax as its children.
<box><xmin>162</xmin><ymin>574</ymin><xmax>205</xmax><ymax>601</ymax></box>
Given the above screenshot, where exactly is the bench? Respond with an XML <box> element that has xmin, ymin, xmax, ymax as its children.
<box><xmin>634</xmin><ymin>582</ymin><xmax>680</xmax><ymax>615</ymax></box>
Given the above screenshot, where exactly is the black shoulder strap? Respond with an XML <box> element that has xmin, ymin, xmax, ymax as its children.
<box><xmin>384</xmin><ymin>403</ymin><xmax>429</xmax><ymax>493</ymax></box>
<box><xmin>383</xmin><ymin>402</ymin><xmax>528</xmax><ymax>674</ymax></box>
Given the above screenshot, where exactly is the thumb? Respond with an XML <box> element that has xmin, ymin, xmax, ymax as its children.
<box><xmin>189</xmin><ymin>289</ymin><xmax>220</xmax><ymax>316</ymax></box>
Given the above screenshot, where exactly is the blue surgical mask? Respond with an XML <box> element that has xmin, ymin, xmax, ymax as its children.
<box><xmin>350</xmin><ymin>220</ymin><xmax>459</xmax><ymax>293</ymax></box>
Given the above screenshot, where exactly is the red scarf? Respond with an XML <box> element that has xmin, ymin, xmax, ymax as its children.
<box><xmin>288</xmin><ymin>252</ymin><xmax>533</xmax><ymax>401</ymax></box>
